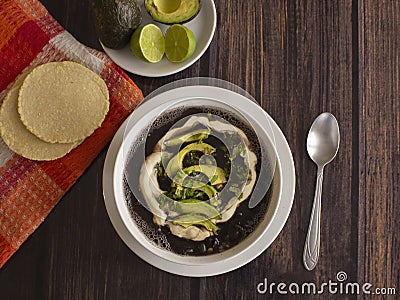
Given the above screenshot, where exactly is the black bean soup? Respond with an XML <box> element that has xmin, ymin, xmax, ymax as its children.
<box><xmin>123</xmin><ymin>106</ymin><xmax>273</xmax><ymax>256</ymax></box>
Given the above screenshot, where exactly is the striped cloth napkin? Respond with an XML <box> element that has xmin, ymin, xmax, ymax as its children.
<box><xmin>0</xmin><ymin>0</ymin><xmax>143</xmax><ymax>267</ymax></box>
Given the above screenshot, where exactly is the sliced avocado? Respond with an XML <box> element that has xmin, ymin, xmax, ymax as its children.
<box><xmin>145</xmin><ymin>0</ymin><xmax>200</xmax><ymax>24</ymax></box>
<box><xmin>174</xmin><ymin>165</ymin><xmax>227</xmax><ymax>186</ymax></box>
<box><xmin>174</xmin><ymin>181</ymin><xmax>220</xmax><ymax>206</ymax></box>
<box><xmin>183</xmin><ymin>181</ymin><xmax>220</xmax><ymax>205</ymax></box>
<box><xmin>172</xmin><ymin>213</ymin><xmax>219</xmax><ymax>234</ymax></box>
<box><xmin>193</xmin><ymin>184</ymin><xmax>217</xmax><ymax>199</ymax></box>
<box><xmin>180</xmin><ymin>199</ymin><xmax>203</xmax><ymax>203</ymax></box>
<box><xmin>90</xmin><ymin>0</ymin><xmax>142</xmax><ymax>49</ymax></box>
<box><xmin>171</xmin><ymin>200</ymin><xmax>221</xmax><ymax>220</ymax></box>
<box><xmin>166</xmin><ymin>142</ymin><xmax>215</xmax><ymax>177</ymax></box>
<box><xmin>194</xmin><ymin>185</ymin><xmax>220</xmax><ymax>207</ymax></box>
<box><xmin>163</xmin><ymin>128</ymin><xmax>210</xmax><ymax>147</ymax></box>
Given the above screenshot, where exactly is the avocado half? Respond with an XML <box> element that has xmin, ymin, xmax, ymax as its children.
<box><xmin>90</xmin><ymin>0</ymin><xmax>142</xmax><ymax>49</ymax></box>
<box><xmin>145</xmin><ymin>0</ymin><xmax>200</xmax><ymax>24</ymax></box>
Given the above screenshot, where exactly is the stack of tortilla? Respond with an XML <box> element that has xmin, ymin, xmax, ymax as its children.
<box><xmin>0</xmin><ymin>61</ymin><xmax>110</xmax><ymax>161</ymax></box>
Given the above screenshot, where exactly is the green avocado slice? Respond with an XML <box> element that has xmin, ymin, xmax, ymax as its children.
<box><xmin>193</xmin><ymin>184</ymin><xmax>217</xmax><ymax>199</ymax></box>
<box><xmin>166</xmin><ymin>142</ymin><xmax>215</xmax><ymax>177</ymax></box>
<box><xmin>171</xmin><ymin>200</ymin><xmax>221</xmax><ymax>220</ymax></box>
<box><xmin>145</xmin><ymin>0</ymin><xmax>200</xmax><ymax>24</ymax></box>
<box><xmin>163</xmin><ymin>128</ymin><xmax>210</xmax><ymax>147</ymax></box>
<box><xmin>179</xmin><ymin>199</ymin><xmax>203</xmax><ymax>203</ymax></box>
<box><xmin>172</xmin><ymin>213</ymin><xmax>219</xmax><ymax>234</ymax></box>
<box><xmin>180</xmin><ymin>189</ymin><xmax>220</xmax><ymax>208</ymax></box>
<box><xmin>173</xmin><ymin>165</ymin><xmax>227</xmax><ymax>186</ymax></box>
<box><xmin>171</xmin><ymin>180</ymin><xmax>220</xmax><ymax>206</ymax></box>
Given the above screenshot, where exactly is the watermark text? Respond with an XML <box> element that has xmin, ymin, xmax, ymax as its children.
<box><xmin>257</xmin><ymin>271</ymin><xmax>397</xmax><ymax>295</ymax></box>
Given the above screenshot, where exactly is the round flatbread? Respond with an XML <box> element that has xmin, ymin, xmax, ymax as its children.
<box><xmin>0</xmin><ymin>74</ymin><xmax>79</xmax><ymax>161</ymax></box>
<box><xmin>18</xmin><ymin>61</ymin><xmax>109</xmax><ymax>143</ymax></box>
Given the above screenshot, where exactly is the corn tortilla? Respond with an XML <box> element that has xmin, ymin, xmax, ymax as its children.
<box><xmin>0</xmin><ymin>74</ymin><xmax>79</xmax><ymax>161</ymax></box>
<box><xmin>18</xmin><ymin>61</ymin><xmax>109</xmax><ymax>143</ymax></box>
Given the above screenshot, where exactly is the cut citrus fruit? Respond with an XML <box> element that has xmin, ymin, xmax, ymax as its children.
<box><xmin>130</xmin><ymin>24</ymin><xmax>165</xmax><ymax>63</ymax></box>
<box><xmin>165</xmin><ymin>24</ymin><xmax>196</xmax><ymax>63</ymax></box>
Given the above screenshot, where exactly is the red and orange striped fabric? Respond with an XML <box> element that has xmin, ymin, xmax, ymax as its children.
<box><xmin>0</xmin><ymin>0</ymin><xmax>143</xmax><ymax>267</ymax></box>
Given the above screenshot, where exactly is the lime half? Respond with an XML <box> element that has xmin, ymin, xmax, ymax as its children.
<box><xmin>165</xmin><ymin>24</ymin><xmax>196</xmax><ymax>63</ymax></box>
<box><xmin>130</xmin><ymin>24</ymin><xmax>165</xmax><ymax>63</ymax></box>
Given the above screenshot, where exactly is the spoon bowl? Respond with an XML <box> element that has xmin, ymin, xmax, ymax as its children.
<box><xmin>307</xmin><ymin>113</ymin><xmax>340</xmax><ymax>166</ymax></box>
<box><xmin>303</xmin><ymin>112</ymin><xmax>340</xmax><ymax>271</ymax></box>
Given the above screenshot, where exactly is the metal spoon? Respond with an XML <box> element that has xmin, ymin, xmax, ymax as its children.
<box><xmin>303</xmin><ymin>112</ymin><xmax>340</xmax><ymax>271</ymax></box>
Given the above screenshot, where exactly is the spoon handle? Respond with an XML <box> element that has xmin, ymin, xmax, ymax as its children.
<box><xmin>303</xmin><ymin>166</ymin><xmax>324</xmax><ymax>271</ymax></box>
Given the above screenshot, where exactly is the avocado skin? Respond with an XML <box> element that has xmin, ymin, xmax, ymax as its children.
<box><xmin>145</xmin><ymin>0</ymin><xmax>200</xmax><ymax>25</ymax></box>
<box><xmin>90</xmin><ymin>0</ymin><xmax>142</xmax><ymax>49</ymax></box>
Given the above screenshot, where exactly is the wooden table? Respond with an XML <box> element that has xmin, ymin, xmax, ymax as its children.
<box><xmin>0</xmin><ymin>0</ymin><xmax>398</xmax><ymax>299</ymax></box>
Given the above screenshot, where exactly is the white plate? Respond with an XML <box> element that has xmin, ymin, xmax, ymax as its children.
<box><xmin>102</xmin><ymin>85</ymin><xmax>295</xmax><ymax>277</ymax></box>
<box><xmin>101</xmin><ymin>0</ymin><xmax>217</xmax><ymax>77</ymax></box>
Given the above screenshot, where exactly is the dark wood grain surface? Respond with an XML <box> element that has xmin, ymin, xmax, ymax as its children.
<box><xmin>0</xmin><ymin>0</ymin><xmax>398</xmax><ymax>299</ymax></box>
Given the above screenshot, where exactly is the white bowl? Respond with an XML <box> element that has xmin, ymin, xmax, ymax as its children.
<box><xmin>105</xmin><ymin>85</ymin><xmax>295</xmax><ymax>275</ymax></box>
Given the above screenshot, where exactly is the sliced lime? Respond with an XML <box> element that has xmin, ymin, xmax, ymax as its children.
<box><xmin>130</xmin><ymin>24</ymin><xmax>165</xmax><ymax>63</ymax></box>
<box><xmin>165</xmin><ymin>24</ymin><xmax>196</xmax><ymax>63</ymax></box>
